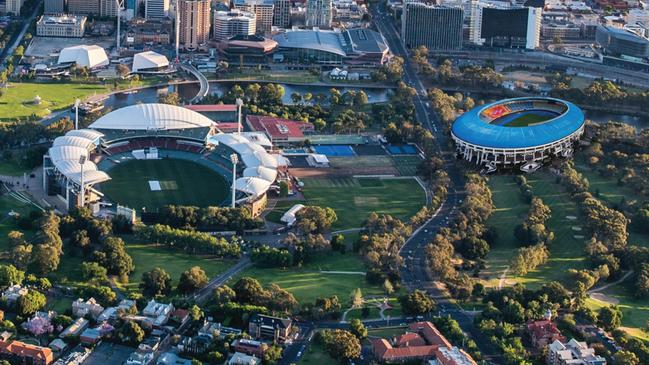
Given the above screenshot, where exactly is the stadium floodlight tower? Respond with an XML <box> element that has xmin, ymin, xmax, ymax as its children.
<box><xmin>236</xmin><ymin>98</ymin><xmax>243</xmax><ymax>134</ymax></box>
<box><xmin>230</xmin><ymin>153</ymin><xmax>238</xmax><ymax>208</ymax></box>
<box><xmin>78</xmin><ymin>154</ymin><xmax>87</xmax><ymax>208</ymax></box>
<box><xmin>74</xmin><ymin>98</ymin><xmax>80</xmax><ymax>130</ymax></box>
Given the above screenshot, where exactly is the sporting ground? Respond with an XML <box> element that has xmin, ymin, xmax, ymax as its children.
<box><xmin>491</xmin><ymin>110</ymin><xmax>557</xmax><ymax>127</ymax></box>
<box><xmin>100</xmin><ymin>158</ymin><xmax>229</xmax><ymax>211</ymax></box>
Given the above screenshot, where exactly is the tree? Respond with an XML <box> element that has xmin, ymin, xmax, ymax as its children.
<box><xmin>0</xmin><ymin>264</ymin><xmax>24</xmax><ymax>287</ymax></box>
<box><xmin>159</xmin><ymin>92</ymin><xmax>180</xmax><ymax>105</ymax></box>
<box><xmin>81</xmin><ymin>262</ymin><xmax>108</xmax><ymax>283</ymax></box>
<box><xmin>17</xmin><ymin>290</ymin><xmax>46</xmax><ymax>316</ymax></box>
<box><xmin>383</xmin><ymin>279</ymin><xmax>394</xmax><ymax>295</ymax></box>
<box><xmin>116</xmin><ymin>64</ymin><xmax>130</xmax><ymax>77</ymax></box>
<box><xmin>635</xmin><ymin>263</ymin><xmax>649</xmax><ymax>298</ymax></box>
<box><xmin>101</xmin><ymin>236</ymin><xmax>134</xmax><ymax>277</ymax></box>
<box><xmin>118</xmin><ymin>321</ymin><xmax>145</xmax><ymax>345</ymax></box>
<box><xmin>349</xmin><ymin>318</ymin><xmax>367</xmax><ymax>339</ymax></box>
<box><xmin>399</xmin><ymin>290</ymin><xmax>436</xmax><ymax>315</ymax></box>
<box><xmin>189</xmin><ymin>304</ymin><xmax>203</xmax><ymax>321</ymax></box>
<box><xmin>31</xmin><ymin>244</ymin><xmax>60</xmax><ymax>275</ymax></box>
<box><xmin>295</xmin><ymin>206</ymin><xmax>337</xmax><ymax>234</ymax></box>
<box><xmin>351</xmin><ymin>288</ymin><xmax>363</xmax><ymax>307</ymax></box>
<box><xmin>233</xmin><ymin>277</ymin><xmax>267</xmax><ymax>304</ymax></box>
<box><xmin>354</xmin><ymin>91</ymin><xmax>368</xmax><ymax>106</ymax></box>
<box><xmin>141</xmin><ymin>267</ymin><xmax>172</xmax><ymax>297</ymax></box>
<box><xmin>264</xmin><ymin>344</ymin><xmax>283</xmax><ymax>364</ymax></box>
<box><xmin>613</xmin><ymin>351</ymin><xmax>640</xmax><ymax>365</ymax></box>
<box><xmin>177</xmin><ymin>266</ymin><xmax>208</xmax><ymax>294</ymax></box>
<box><xmin>320</xmin><ymin>329</ymin><xmax>361</xmax><ymax>361</ymax></box>
<box><xmin>7</xmin><ymin>231</ymin><xmax>25</xmax><ymax>247</ymax></box>
<box><xmin>598</xmin><ymin>305</ymin><xmax>622</xmax><ymax>331</ymax></box>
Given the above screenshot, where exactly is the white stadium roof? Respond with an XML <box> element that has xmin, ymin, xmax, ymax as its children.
<box><xmin>53</xmin><ymin>136</ymin><xmax>96</xmax><ymax>149</ymax></box>
<box><xmin>90</xmin><ymin>103</ymin><xmax>214</xmax><ymax>130</ymax></box>
<box><xmin>244</xmin><ymin>166</ymin><xmax>277</xmax><ymax>182</ymax></box>
<box><xmin>57</xmin><ymin>45</ymin><xmax>109</xmax><ymax>69</ymax></box>
<box><xmin>66</xmin><ymin>129</ymin><xmax>104</xmax><ymax>140</ymax></box>
<box><xmin>47</xmin><ymin>144</ymin><xmax>110</xmax><ymax>186</ymax></box>
<box><xmin>235</xmin><ymin>177</ymin><xmax>272</xmax><ymax>199</ymax></box>
<box><xmin>132</xmin><ymin>51</ymin><xmax>169</xmax><ymax>72</ymax></box>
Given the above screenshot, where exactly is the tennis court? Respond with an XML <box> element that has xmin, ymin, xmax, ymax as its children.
<box><xmin>313</xmin><ymin>145</ymin><xmax>356</xmax><ymax>157</ymax></box>
<box><xmin>386</xmin><ymin>144</ymin><xmax>419</xmax><ymax>155</ymax></box>
<box><xmin>308</xmin><ymin>134</ymin><xmax>365</xmax><ymax>145</ymax></box>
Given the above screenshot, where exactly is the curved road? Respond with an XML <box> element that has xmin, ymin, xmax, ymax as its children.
<box><xmin>372</xmin><ymin>5</ymin><xmax>501</xmax><ymax>361</ymax></box>
<box><xmin>0</xmin><ymin>0</ymin><xmax>43</xmax><ymax>71</ymax></box>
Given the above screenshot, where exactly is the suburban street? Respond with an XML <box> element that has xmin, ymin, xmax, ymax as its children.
<box><xmin>0</xmin><ymin>0</ymin><xmax>43</xmax><ymax>71</ymax></box>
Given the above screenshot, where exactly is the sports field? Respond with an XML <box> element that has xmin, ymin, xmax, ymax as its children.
<box><xmin>100</xmin><ymin>159</ymin><xmax>229</xmax><ymax>211</ymax></box>
<box><xmin>493</xmin><ymin>111</ymin><xmax>557</xmax><ymax>127</ymax></box>
<box><xmin>302</xmin><ymin>177</ymin><xmax>426</xmax><ymax>230</ymax></box>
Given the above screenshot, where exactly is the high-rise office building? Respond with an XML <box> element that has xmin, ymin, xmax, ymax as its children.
<box><xmin>5</xmin><ymin>0</ymin><xmax>25</xmax><ymax>14</ymax></box>
<box><xmin>68</xmin><ymin>0</ymin><xmax>100</xmax><ymax>15</ymax></box>
<box><xmin>401</xmin><ymin>3</ymin><xmax>463</xmax><ymax>50</ymax></box>
<box><xmin>305</xmin><ymin>0</ymin><xmax>332</xmax><ymax>28</ymax></box>
<box><xmin>213</xmin><ymin>10</ymin><xmax>256</xmax><ymax>41</ymax></box>
<box><xmin>100</xmin><ymin>0</ymin><xmax>119</xmax><ymax>17</ymax></box>
<box><xmin>233</xmin><ymin>0</ymin><xmax>274</xmax><ymax>34</ymax></box>
<box><xmin>178</xmin><ymin>0</ymin><xmax>211</xmax><ymax>50</ymax></box>
<box><xmin>273</xmin><ymin>0</ymin><xmax>290</xmax><ymax>28</ymax></box>
<box><xmin>470</xmin><ymin>3</ymin><xmax>541</xmax><ymax>49</ymax></box>
<box><xmin>44</xmin><ymin>0</ymin><xmax>66</xmax><ymax>14</ymax></box>
<box><xmin>145</xmin><ymin>0</ymin><xmax>170</xmax><ymax>19</ymax></box>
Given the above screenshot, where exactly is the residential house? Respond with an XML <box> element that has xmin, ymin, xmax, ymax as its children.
<box><xmin>248</xmin><ymin>314</ymin><xmax>292</xmax><ymax>343</ymax></box>
<box><xmin>60</xmin><ymin>317</ymin><xmax>89</xmax><ymax>338</ymax></box>
<box><xmin>2</xmin><ymin>285</ymin><xmax>27</xmax><ymax>306</ymax></box>
<box><xmin>48</xmin><ymin>338</ymin><xmax>67</xmax><ymax>354</ymax></box>
<box><xmin>527</xmin><ymin>320</ymin><xmax>566</xmax><ymax>350</ymax></box>
<box><xmin>157</xmin><ymin>352</ymin><xmax>193</xmax><ymax>365</ymax></box>
<box><xmin>125</xmin><ymin>351</ymin><xmax>154</xmax><ymax>365</ymax></box>
<box><xmin>547</xmin><ymin>338</ymin><xmax>607</xmax><ymax>365</ymax></box>
<box><xmin>0</xmin><ymin>340</ymin><xmax>54</xmax><ymax>365</ymax></box>
<box><xmin>72</xmin><ymin>298</ymin><xmax>105</xmax><ymax>319</ymax></box>
<box><xmin>229</xmin><ymin>352</ymin><xmax>260</xmax><ymax>365</ymax></box>
<box><xmin>52</xmin><ymin>346</ymin><xmax>91</xmax><ymax>365</ymax></box>
<box><xmin>142</xmin><ymin>300</ymin><xmax>174</xmax><ymax>326</ymax></box>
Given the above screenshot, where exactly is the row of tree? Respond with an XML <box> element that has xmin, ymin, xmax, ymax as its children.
<box><xmin>135</xmin><ymin>224</ymin><xmax>241</xmax><ymax>257</ymax></box>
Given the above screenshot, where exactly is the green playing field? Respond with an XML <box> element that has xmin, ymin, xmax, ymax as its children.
<box><xmin>505</xmin><ymin>113</ymin><xmax>552</xmax><ymax>127</ymax></box>
<box><xmin>100</xmin><ymin>158</ymin><xmax>229</xmax><ymax>211</ymax></box>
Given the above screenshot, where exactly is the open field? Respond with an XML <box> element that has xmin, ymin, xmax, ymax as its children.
<box><xmin>0</xmin><ymin>160</ymin><xmax>30</xmax><ymax>176</ymax></box>
<box><xmin>0</xmin><ymin>195</ymin><xmax>38</xmax><ymax>252</ymax></box>
<box><xmin>266</xmin><ymin>177</ymin><xmax>425</xmax><ymax>230</ymax></box>
<box><xmin>235</xmin><ymin>253</ymin><xmax>385</xmax><ymax>304</ymax></box>
<box><xmin>302</xmin><ymin>177</ymin><xmax>426</xmax><ymax>230</ymax></box>
<box><xmin>101</xmin><ymin>159</ymin><xmax>229</xmax><ymax>211</ymax></box>
<box><xmin>0</xmin><ymin>79</ymin><xmax>164</xmax><ymax>122</ymax></box>
<box><xmin>298</xmin><ymin>335</ymin><xmax>336</xmax><ymax>365</ymax></box>
<box><xmin>120</xmin><ymin>243</ymin><xmax>236</xmax><ymax>293</ymax></box>
<box><xmin>326</xmin><ymin>156</ymin><xmax>399</xmax><ymax>176</ymax></box>
<box><xmin>586</xmin><ymin>281</ymin><xmax>649</xmax><ymax>341</ymax></box>
<box><xmin>484</xmin><ymin>172</ymin><xmax>587</xmax><ymax>289</ymax></box>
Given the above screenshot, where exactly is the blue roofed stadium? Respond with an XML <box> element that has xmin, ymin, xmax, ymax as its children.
<box><xmin>451</xmin><ymin>97</ymin><xmax>585</xmax><ymax>171</ymax></box>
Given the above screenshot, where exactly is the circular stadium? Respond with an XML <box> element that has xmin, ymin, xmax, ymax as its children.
<box><xmin>451</xmin><ymin>97</ymin><xmax>585</xmax><ymax>171</ymax></box>
<box><xmin>43</xmin><ymin>103</ymin><xmax>282</xmax><ymax>216</ymax></box>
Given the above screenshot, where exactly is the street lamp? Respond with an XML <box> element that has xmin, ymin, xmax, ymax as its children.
<box><xmin>74</xmin><ymin>98</ymin><xmax>80</xmax><ymax>130</ymax></box>
<box><xmin>236</xmin><ymin>98</ymin><xmax>243</xmax><ymax>135</ymax></box>
<box><xmin>78</xmin><ymin>154</ymin><xmax>87</xmax><ymax>208</ymax></box>
<box><xmin>230</xmin><ymin>153</ymin><xmax>238</xmax><ymax>208</ymax></box>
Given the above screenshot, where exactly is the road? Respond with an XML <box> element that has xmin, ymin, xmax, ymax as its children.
<box><xmin>192</xmin><ymin>257</ymin><xmax>251</xmax><ymax>304</ymax></box>
<box><xmin>0</xmin><ymin>0</ymin><xmax>43</xmax><ymax>71</ymax></box>
<box><xmin>371</xmin><ymin>4</ymin><xmax>501</xmax><ymax>361</ymax></box>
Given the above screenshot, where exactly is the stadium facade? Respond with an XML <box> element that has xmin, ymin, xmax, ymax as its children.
<box><xmin>451</xmin><ymin>97</ymin><xmax>585</xmax><ymax>170</ymax></box>
<box><xmin>43</xmin><ymin>103</ymin><xmax>282</xmax><ymax>216</ymax></box>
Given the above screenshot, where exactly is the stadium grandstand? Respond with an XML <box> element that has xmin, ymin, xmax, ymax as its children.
<box><xmin>43</xmin><ymin>103</ymin><xmax>284</xmax><ymax>216</ymax></box>
<box><xmin>451</xmin><ymin>97</ymin><xmax>584</xmax><ymax>172</ymax></box>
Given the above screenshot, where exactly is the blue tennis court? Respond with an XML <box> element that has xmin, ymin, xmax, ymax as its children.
<box><xmin>313</xmin><ymin>145</ymin><xmax>355</xmax><ymax>156</ymax></box>
<box><xmin>387</xmin><ymin>144</ymin><xmax>419</xmax><ymax>155</ymax></box>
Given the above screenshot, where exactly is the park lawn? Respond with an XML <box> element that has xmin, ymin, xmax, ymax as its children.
<box><xmin>0</xmin><ymin>82</ymin><xmax>109</xmax><ymax>121</ymax></box>
<box><xmin>346</xmin><ymin>306</ymin><xmax>382</xmax><ymax>321</ymax></box>
<box><xmin>298</xmin><ymin>336</ymin><xmax>336</xmax><ymax>365</ymax></box>
<box><xmin>586</xmin><ymin>281</ymin><xmax>649</xmax><ymax>340</ymax></box>
<box><xmin>120</xmin><ymin>243</ymin><xmax>236</xmax><ymax>293</ymax></box>
<box><xmin>0</xmin><ymin>195</ymin><xmax>38</xmax><ymax>252</ymax></box>
<box><xmin>483</xmin><ymin>175</ymin><xmax>530</xmax><ymax>287</ymax></box>
<box><xmin>100</xmin><ymin>159</ymin><xmax>229</xmax><ymax>211</ymax></box>
<box><xmin>367</xmin><ymin>326</ymin><xmax>408</xmax><ymax>339</ymax></box>
<box><xmin>235</xmin><ymin>253</ymin><xmax>386</xmax><ymax>304</ymax></box>
<box><xmin>0</xmin><ymin>159</ymin><xmax>30</xmax><ymax>176</ymax></box>
<box><xmin>484</xmin><ymin>172</ymin><xmax>588</xmax><ymax>289</ymax></box>
<box><xmin>301</xmin><ymin>177</ymin><xmax>426</xmax><ymax>230</ymax></box>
